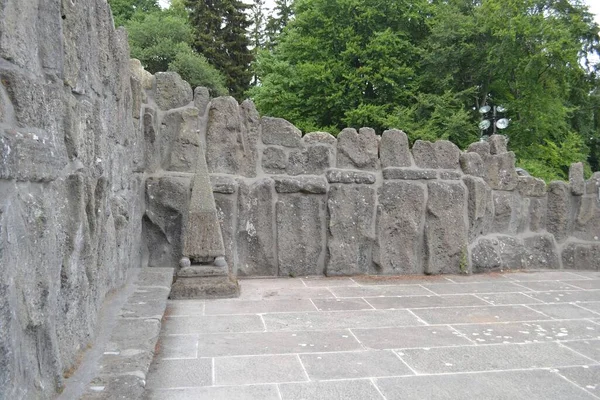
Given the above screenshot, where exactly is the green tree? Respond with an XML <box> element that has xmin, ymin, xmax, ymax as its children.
<box><xmin>125</xmin><ymin>6</ymin><xmax>228</xmax><ymax>96</ymax></box>
<box><xmin>265</xmin><ymin>0</ymin><xmax>295</xmax><ymax>49</ymax></box>
<box><xmin>250</xmin><ymin>0</ymin><xmax>267</xmax><ymax>85</ymax></box>
<box><xmin>185</xmin><ymin>0</ymin><xmax>254</xmax><ymax>100</ymax></box>
<box><xmin>108</xmin><ymin>0</ymin><xmax>160</xmax><ymax>27</ymax></box>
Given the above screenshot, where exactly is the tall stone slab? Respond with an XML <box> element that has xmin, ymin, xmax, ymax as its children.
<box><xmin>482</xmin><ymin>152</ymin><xmax>519</xmax><ymax>191</ymax></box>
<box><xmin>562</xmin><ymin>242</ymin><xmax>600</xmax><ymax>270</ymax></box>
<box><xmin>336</xmin><ymin>127</ymin><xmax>379</xmax><ymax>170</ymax></box>
<box><xmin>380</xmin><ymin>129</ymin><xmax>412</xmax><ymax>168</ymax></box>
<box><xmin>373</xmin><ymin>181</ymin><xmax>426</xmax><ymax>275</ymax></box>
<box><xmin>547</xmin><ymin>181</ymin><xmax>573</xmax><ymax>243</ymax></box>
<box><xmin>237</xmin><ymin>178</ymin><xmax>277</xmax><ymax>276</ymax></box>
<box><xmin>205</xmin><ymin>97</ymin><xmax>259</xmax><ymax>177</ymax></box>
<box><xmin>463</xmin><ymin>176</ymin><xmax>493</xmax><ymax>242</ymax></box>
<box><xmin>212</xmin><ymin>175</ymin><xmax>239</xmax><ymax>276</ymax></box>
<box><xmin>277</xmin><ymin>195</ymin><xmax>327</xmax><ymax>276</ymax></box>
<box><xmin>424</xmin><ymin>181</ymin><xmax>469</xmax><ymax>274</ymax></box>
<box><xmin>491</xmin><ymin>191</ymin><xmax>523</xmax><ymax>235</ymax></box>
<box><xmin>569</xmin><ymin>162</ymin><xmax>585</xmax><ymax>196</ymax></box>
<box><xmin>327</xmin><ymin>184</ymin><xmax>376</xmax><ymax>276</ymax></box>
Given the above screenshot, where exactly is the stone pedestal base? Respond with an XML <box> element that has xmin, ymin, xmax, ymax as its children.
<box><xmin>170</xmin><ymin>263</ymin><xmax>239</xmax><ymax>299</ymax></box>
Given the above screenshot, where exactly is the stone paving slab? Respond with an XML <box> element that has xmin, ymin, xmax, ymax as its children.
<box><xmin>352</xmin><ymin>325</ymin><xmax>473</xmax><ymax>349</ymax></box>
<box><xmin>364</xmin><ymin>294</ymin><xmax>488</xmax><ymax>309</ymax></box>
<box><xmin>451</xmin><ymin>320</ymin><xmax>600</xmax><ymax>344</ymax></box>
<box><xmin>262</xmin><ymin>310</ymin><xmax>423</xmax><ymax>331</ymax></box>
<box><xmin>214</xmin><ymin>354</ymin><xmax>307</xmax><ymax>385</ymax></box>
<box><xmin>397</xmin><ymin>342</ymin><xmax>592</xmax><ymax>373</ymax></box>
<box><xmin>376</xmin><ymin>370</ymin><xmax>598</xmax><ymax>400</ymax></box>
<box><xmin>144</xmin><ymin>270</ymin><xmax>600</xmax><ymax>399</ymax></box>
<box><xmin>410</xmin><ymin>305</ymin><xmax>549</xmax><ymax>324</ymax></box>
<box><xmin>299</xmin><ymin>350</ymin><xmax>412</xmax><ymax>380</ymax></box>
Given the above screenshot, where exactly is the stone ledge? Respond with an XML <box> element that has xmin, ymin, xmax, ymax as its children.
<box><xmin>326</xmin><ymin>169</ymin><xmax>376</xmax><ymax>184</ymax></box>
<box><xmin>383</xmin><ymin>167</ymin><xmax>437</xmax><ymax>180</ymax></box>
<box><xmin>80</xmin><ymin>268</ymin><xmax>174</xmax><ymax>400</ymax></box>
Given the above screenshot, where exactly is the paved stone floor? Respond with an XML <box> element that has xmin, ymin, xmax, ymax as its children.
<box><xmin>144</xmin><ymin>270</ymin><xmax>600</xmax><ymax>399</ymax></box>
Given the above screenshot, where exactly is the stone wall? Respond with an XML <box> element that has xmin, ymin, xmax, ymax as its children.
<box><xmin>144</xmin><ymin>86</ymin><xmax>600</xmax><ymax>277</ymax></box>
<box><xmin>0</xmin><ymin>1</ymin><xmax>144</xmax><ymax>398</ymax></box>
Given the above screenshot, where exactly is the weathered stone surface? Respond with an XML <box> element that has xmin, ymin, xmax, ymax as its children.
<box><xmin>470</xmin><ymin>238</ymin><xmax>501</xmax><ymax>272</ymax></box>
<box><xmin>206</xmin><ymin>97</ymin><xmax>259</xmax><ymax>177</ymax></box>
<box><xmin>380</xmin><ymin>129</ymin><xmax>412</xmax><ymax>168</ymax></box>
<box><xmin>460</xmin><ymin>152</ymin><xmax>485</xmax><ymax>178</ymax></box>
<box><xmin>273</xmin><ymin>175</ymin><xmax>328</xmax><ymax>194</ymax></box>
<box><xmin>497</xmin><ymin>235</ymin><xmax>526</xmax><ymax>269</ymax></box>
<box><xmin>194</xmin><ymin>86</ymin><xmax>210</xmax><ymax>115</ymax></box>
<box><xmin>261</xmin><ymin>116</ymin><xmax>303</xmax><ymax>147</ymax></box>
<box><xmin>412</xmin><ymin>140</ymin><xmax>460</xmax><ymax>170</ymax></box>
<box><xmin>517</xmin><ymin>176</ymin><xmax>546</xmax><ymax>197</ymax></box>
<box><xmin>523</xmin><ymin>234</ymin><xmax>560</xmax><ymax>269</ymax></box>
<box><xmin>383</xmin><ymin>168</ymin><xmax>437</xmax><ymax>180</ymax></box>
<box><xmin>144</xmin><ymin>176</ymin><xmax>190</xmax><ymax>268</ymax></box>
<box><xmin>547</xmin><ymin>181</ymin><xmax>573</xmax><ymax>243</ymax></box>
<box><xmin>463</xmin><ymin>176</ymin><xmax>493</xmax><ymax>242</ymax></box>
<box><xmin>161</xmin><ymin>107</ymin><xmax>201</xmax><ymax>173</ymax></box>
<box><xmin>170</xmin><ymin>276</ymin><xmax>239</xmax><ymax>299</ymax></box>
<box><xmin>561</xmin><ymin>242</ymin><xmax>600</xmax><ymax>270</ymax></box>
<box><xmin>143</xmin><ymin>106</ymin><xmax>160</xmax><ymax>172</ymax></box>
<box><xmin>528</xmin><ymin>197</ymin><xmax>547</xmax><ymax>232</ymax></box>
<box><xmin>214</xmin><ymin>192</ymin><xmax>237</xmax><ymax>275</ymax></box>
<box><xmin>287</xmin><ymin>145</ymin><xmax>335</xmax><ymax>175</ymax></box>
<box><xmin>327</xmin><ymin>185</ymin><xmax>376</xmax><ymax>276</ymax></box>
<box><xmin>303</xmin><ymin>131</ymin><xmax>337</xmax><ymax>145</ymax></box>
<box><xmin>262</xmin><ymin>146</ymin><xmax>288</xmax><ymax>174</ymax></box>
<box><xmin>210</xmin><ymin>174</ymin><xmax>238</xmax><ymax>194</ymax></box>
<box><xmin>424</xmin><ymin>182</ymin><xmax>469</xmax><ymax>274</ymax></box>
<box><xmin>586</xmin><ymin>172</ymin><xmax>600</xmax><ymax>195</ymax></box>
<box><xmin>488</xmin><ymin>134</ymin><xmax>508</xmax><ymax>155</ymax></box>
<box><xmin>572</xmin><ymin>194</ymin><xmax>600</xmax><ymax>242</ymax></box>
<box><xmin>130</xmin><ymin>59</ymin><xmax>154</xmax><ymax>90</ymax></box>
<box><xmin>237</xmin><ymin>179</ymin><xmax>277</xmax><ymax>276</ymax></box>
<box><xmin>467</xmin><ymin>141</ymin><xmax>491</xmax><ymax>158</ymax></box>
<box><xmin>492</xmin><ymin>191</ymin><xmax>522</xmax><ymax>235</ymax></box>
<box><xmin>569</xmin><ymin>162</ymin><xmax>585</xmax><ymax>196</ymax></box>
<box><xmin>326</xmin><ymin>169</ymin><xmax>376</xmax><ymax>185</ymax></box>
<box><xmin>482</xmin><ymin>152</ymin><xmax>518</xmax><ymax>191</ymax></box>
<box><xmin>277</xmin><ymin>195</ymin><xmax>327</xmax><ymax>276</ymax></box>
<box><xmin>154</xmin><ymin>72</ymin><xmax>193</xmax><ymax>111</ymax></box>
<box><xmin>336</xmin><ymin>128</ymin><xmax>379</xmax><ymax>170</ymax></box>
<box><xmin>373</xmin><ymin>181</ymin><xmax>426</xmax><ymax>275</ymax></box>
<box><xmin>438</xmin><ymin>170</ymin><xmax>462</xmax><ymax>180</ymax></box>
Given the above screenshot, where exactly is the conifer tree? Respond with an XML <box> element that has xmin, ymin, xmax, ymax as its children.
<box><xmin>185</xmin><ymin>0</ymin><xmax>253</xmax><ymax>100</ymax></box>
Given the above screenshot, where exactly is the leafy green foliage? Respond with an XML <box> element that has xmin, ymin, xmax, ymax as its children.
<box><xmin>108</xmin><ymin>0</ymin><xmax>160</xmax><ymax>27</ymax></box>
<box><xmin>109</xmin><ymin>1</ymin><xmax>228</xmax><ymax>96</ymax></box>
<box><xmin>252</xmin><ymin>0</ymin><xmax>600</xmax><ymax>180</ymax></box>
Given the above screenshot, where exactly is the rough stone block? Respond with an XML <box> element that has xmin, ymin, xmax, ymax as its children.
<box><xmin>463</xmin><ymin>176</ymin><xmax>493</xmax><ymax>242</ymax></box>
<box><xmin>517</xmin><ymin>176</ymin><xmax>546</xmax><ymax>197</ymax></box>
<box><xmin>438</xmin><ymin>170</ymin><xmax>462</xmax><ymax>180</ymax></box>
<box><xmin>277</xmin><ymin>195</ymin><xmax>326</xmax><ymax>276</ymax></box>
<box><xmin>528</xmin><ymin>197</ymin><xmax>547</xmax><ymax>232</ymax></box>
<box><xmin>492</xmin><ymin>191</ymin><xmax>522</xmax><ymax>234</ymax></box>
<box><xmin>214</xmin><ymin>193</ymin><xmax>237</xmax><ymax>274</ymax></box>
<box><xmin>488</xmin><ymin>134</ymin><xmax>508</xmax><ymax>154</ymax></box>
<box><xmin>326</xmin><ymin>169</ymin><xmax>376</xmax><ymax>184</ymax></box>
<box><xmin>193</xmin><ymin>86</ymin><xmax>210</xmax><ymax>115</ymax></box>
<box><xmin>237</xmin><ymin>179</ymin><xmax>277</xmax><ymax>276</ymax></box>
<box><xmin>424</xmin><ymin>181</ymin><xmax>469</xmax><ymax>274</ymax></box>
<box><xmin>547</xmin><ymin>181</ymin><xmax>573</xmax><ymax>243</ymax></box>
<box><xmin>460</xmin><ymin>152</ymin><xmax>485</xmax><ymax>178</ymax></box>
<box><xmin>497</xmin><ymin>235</ymin><xmax>526</xmax><ymax>269</ymax></box>
<box><xmin>261</xmin><ymin>116</ymin><xmax>302</xmax><ymax>147</ymax></box>
<box><xmin>380</xmin><ymin>129</ymin><xmax>412</xmax><ymax>168</ymax></box>
<box><xmin>287</xmin><ymin>145</ymin><xmax>335</xmax><ymax>175</ymax></box>
<box><xmin>586</xmin><ymin>172</ymin><xmax>600</xmax><ymax>195</ymax></box>
<box><xmin>302</xmin><ymin>131</ymin><xmax>337</xmax><ymax>145</ymax></box>
<box><xmin>569</xmin><ymin>162</ymin><xmax>585</xmax><ymax>196</ymax></box>
<box><xmin>170</xmin><ymin>276</ymin><xmax>239</xmax><ymax>299</ymax></box>
<box><xmin>262</xmin><ymin>146</ymin><xmax>288</xmax><ymax>174</ymax></box>
<box><xmin>523</xmin><ymin>234</ymin><xmax>560</xmax><ymax>269</ymax></box>
<box><xmin>327</xmin><ymin>185</ymin><xmax>376</xmax><ymax>276</ymax></box>
<box><xmin>373</xmin><ymin>181</ymin><xmax>426</xmax><ymax>274</ymax></box>
<box><xmin>336</xmin><ymin>127</ymin><xmax>379</xmax><ymax>170</ymax></box>
<box><xmin>210</xmin><ymin>174</ymin><xmax>238</xmax><ymax>194</ymax></box>
<box><xmin>273</xmin><ymin>175</ymin><xmax>328</xmax><ymax>194</ymax></box>
<box><xmin>470</xmin><ymin>238</ymin><xmax>502</xmax><ymax>273</ymax></box>
<box><xmin>206</xmin><ymin>97</ymin><xmax>259</xmax><ymax>177</ymax></box>
<box><xmin>561</xmin><ymin>242</ymin><xmax>600</xmax><ymax>270</ymax></box>
<box><xmin>154</xmin><ymin>72</ymin><xmax>193</xmax><ymax>110</ymax></box>
<box><xmin>382</xmin><ymin>168</ymin><xmax>437</xmax><ymax>180</ymax></box>
<box><xmin>161</xmin><ymin>107</ymin><xmax>201</xmax><ymax>173</ymax></box>
<box><xmin>482</xmin><ymin>152</ymin><xmax>518</xmax><ymax>190</ymax></box>
<box><xmin>412</xmin><ymin>140</ymin><xmax>460</xmax><ymax>170</ymax></box>
<box><xmin>467</xmin><ymin>141</ymin><xmax>491</xmax><ymax>158</ymax></box>
<box><xmin>572</xmin><ymin>194</ymin><xmax>600</xmax><ymax>241</ymax></box>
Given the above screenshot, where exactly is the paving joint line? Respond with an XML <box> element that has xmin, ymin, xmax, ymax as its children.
<box><xmin>554</xmin><ymin>369</ymin><xmax>600</xmax><ymax>400</ymax></box>
<box><xmin>347</xmin><ymin>328</ymin><xmax>367</xmax><ymax>350</ymax></box>
<box><xmin>296</xmin><ymin>354</ymin><xmax>311</xmax><ymax>382</ymax></box>
<box><xmin>573</xmin><ymin>303</ymin><xmax>600</xmax><ymax>316</ymax></box>
<box><xmin>557</xmin><ymin>341</ymin><xmax>600</xmax><ymax>364</ymax></box>
<box><xmin>370</xmin><ymin>377</ymin><xmax>389</xmax><ymax>400</ymax></box>
<box><xmin>447</xmin><ymin>325</ymin><xmax>477</xmax><ymax>345</ymax></box>
<box><xmin>405</xmin><ymin>309</ymin><xmax>429</xmax><ymax>325</ymax></box>
<box><xmin>391</xmin><ymin>349</ymin><xmax>420</xmax><ymax>376</ymax></box>
<box><xmin>472</xmin><ymin>293</ymin><xmax>495</xmax><ymax>305</ymax></box>
<box><xmin>361</xmin><ymin>298</ymin><xmax>377</xmax><ymax>310</ymax></box>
